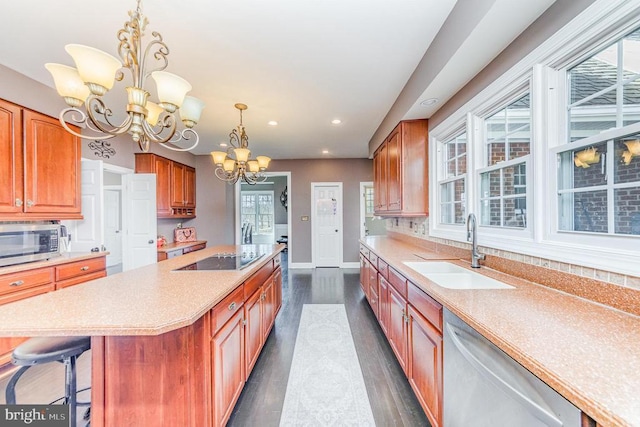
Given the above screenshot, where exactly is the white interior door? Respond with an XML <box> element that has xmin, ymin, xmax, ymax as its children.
<box><xmin>104</xmin><ymin>189</ymin><xmax>122</xmax><ymax>267</ymax></box>
<box><xmin>312</xmin><ymin>182</ymin><xmax>343</xmax><ymax>267</ymax></box>
<box><xmin>63</xmin><ymin>159</ymin><xmax>104</xmax><ymax>252</ymax></box>
<box><xmin>122</xmin><ymin>173</ymin><xmax>157</xmax><ymax>271</ymax></box>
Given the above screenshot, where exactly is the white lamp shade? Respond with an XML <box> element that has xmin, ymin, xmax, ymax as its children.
<box><xmin>256</xmin><ymin>156</ymin><xmax>271</xmax><ymax>169</ymax></box>
<box><xmin>211</xmin><ymin>151</ymin><xmax>228</xmax><ymax>165</ymax></box>
<box><xmin>223</xmin><ymin>159</ymin><xmax>236</xmax><ymax>172</ymax></box>
<box><xmin>44</xmin><ymin>63</ymin><xmax>90</xmax><ymax>102</ymax></box>
<box><xmin>180</xmin><ymin>96</ymin><xmax>205</xmax><ymax>125</ymax></box>
<box><xmin>234</xmin><ymin>148</ymin><xmax>251</xmax><ymax>163</ymax></box>
<box><xmin>247</xmin><ymin>160</ymin><xmax>260</xmax><ymax>173</ymax></box>
<box><xmin>151</xmin><ymin>71</ymin><xmax>192</xmax><ymax>108</ymax></box>
<box><xmin>146</xmin><ymin>101</ymin><xmax>164</xmax><ymax>126</ymax></box>
<box><xmin>65</xmin><ymin>44</ymin><xmax>121</xmax><ymax>91</ymax></box>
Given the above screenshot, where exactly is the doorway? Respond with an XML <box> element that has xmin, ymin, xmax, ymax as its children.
<box><xmin>311</xmin><ymin>182</ymin><xmax>343</xmax><ymax>267</ymax></box>
<box><xmin>359</xmin><ymin>182</ymin><xmax>386</xmax><ymax>238</ymax></box>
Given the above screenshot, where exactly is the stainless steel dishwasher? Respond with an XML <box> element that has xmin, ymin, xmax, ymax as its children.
<box><xmin>443</xmin><ymin>308</ymin><xmax>581</xmax><ymax>426</ymax></box>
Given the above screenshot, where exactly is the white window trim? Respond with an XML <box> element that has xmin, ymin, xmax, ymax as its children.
<box><xmin>430</xmin><ymin>0</ymin><xmax>640</xmax><ymax>277</ymax></box>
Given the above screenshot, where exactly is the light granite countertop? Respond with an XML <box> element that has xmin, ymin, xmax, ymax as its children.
<box><xmin>361</xmin><ymin>236</ymin><xmax>640</xmax><ymax>427</ymax></box>
<box><xmin>0</xmin><ymin>244</ymin><xmax>283</xmax><ymax>337</ymax></box>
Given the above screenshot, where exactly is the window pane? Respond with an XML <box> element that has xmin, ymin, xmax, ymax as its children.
<box><xmin>454</xmin><ymin>203</ymin><xmax>466</xmax><ymax>224</ymax></box>
<box><xmin>504</xmin><ymin>197</ymin><xmax>527</xmax><ymax>228</ymax></box>
<box><xmin>440</xmin><ymin>178</ymin><xmax>465</xmax><ymax>224</ymax></box>
<box><xmin>559</xmin><ymin>190</ymin><xmax>608</xmax><ymax>233</ymax></box>
<box><xmin>504</xmin><ymin>165</ymin><xmax>527</xmax><ymax>196</ymax></box>
<box><xmin>615</xmin><ymin>137</ymin><xmax>640</xmax><ymax>183</ymax></box>
<box><xmin>569</xmin><ymin>92</ymin><xmax>617</xmax><ymax>141</ymax></box>
<box><xmin>486</xmin><ymin>94</ymin><xmax>530</xmax><ymax>165</ymax></box>
<box><xmin>558</xmin><ymin>141</ymin><xmax>607</xmax><ymax>190</ymax></box>
<box><xmin>509</xmin><ymin>141</ymin><xmax>531</xmax><ymax>160</ymax></box>
<box><xmin>480</xmin><ymin>170</ymin><xmax>501</xmax><ymax>198</ymax></box>
<box><xmin>481</xmin><ymin>199</ymin><xmax>501</xmax><ymax>226</ymax></box>
<box><xmin>615</xmin><ymin>186</ymin><xmax>640</xmax><ymax>234</ymax></box>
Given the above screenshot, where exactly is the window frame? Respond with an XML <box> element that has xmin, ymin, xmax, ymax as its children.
<box><xmin>429</xmin><ymin>0</ymin><xmax>640</xmax><ymax>276</ymax></box>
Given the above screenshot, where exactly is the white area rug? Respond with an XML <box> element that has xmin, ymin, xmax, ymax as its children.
<box><xmin>280</xmin><ymin>304</ymin><xmax>375</xmax><ymax>426</ymax></box>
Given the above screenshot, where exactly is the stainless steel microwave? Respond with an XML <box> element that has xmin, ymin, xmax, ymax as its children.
<box><xmin>0</xmin><ymin>224</ymin><xmax>61</xmax><ymax>267</ymax></box>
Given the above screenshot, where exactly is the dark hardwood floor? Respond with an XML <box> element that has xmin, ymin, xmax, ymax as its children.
<box><xmin>0</xmin><ymin>253</ymin><xmax>429</xmax><ymax>426</ymax></box>
<box><xmin>228</xmin><ymin>254</ymin><xmax>429</xmax><ymax>426</ymax></box>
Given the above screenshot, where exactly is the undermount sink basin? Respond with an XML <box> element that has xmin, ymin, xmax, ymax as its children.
<box><xmin>402</xmin><ymin>261</ymin><xmax>515</xmax><ymax>290</ymax></box>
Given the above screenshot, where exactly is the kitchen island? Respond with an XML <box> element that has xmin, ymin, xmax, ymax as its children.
<box><xmin>0</xmin><ymin>244</ymin><xmax>285</xmax><ymax>427</ymax></box>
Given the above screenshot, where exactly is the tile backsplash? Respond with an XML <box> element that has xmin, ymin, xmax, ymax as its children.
<box><xmin>386</xmin><ymin>217</ymin><xmax>640</xmax><ymax>291</ymax></box>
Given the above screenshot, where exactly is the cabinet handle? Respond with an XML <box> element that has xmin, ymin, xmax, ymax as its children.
<box><xmin>10</xmin><ymin>280</ymin><xmax>24</xmax><ymax>287</ymax></box>
<box><xmin>228</xmin><ymin>302</ymin><xmax>236</xmax><ymax>311</ymax></box>
<box><xmin>242</xmin><ymin>319</ymin><xmax>247</xmax><ymax>326</ymax></box>
<box><xmin>26</xmin><ymin>200</ymin><xmax>34</xmax><ymax>207</ymax></box>
<box><xmin>80</xmin><ymin>266</ymin><xmax>89</xmax><ymax>271</ymax></box>
<box><xmin>15</xmin><ymin>198</ymin><xmax>23</xmax><ymax>207</ymax></box>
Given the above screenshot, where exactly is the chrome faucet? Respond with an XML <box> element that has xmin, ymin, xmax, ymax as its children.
<box><xmin>467</xmin><ymin>213</ymin><xmax>485</xmax><ymax>268</ymax></box>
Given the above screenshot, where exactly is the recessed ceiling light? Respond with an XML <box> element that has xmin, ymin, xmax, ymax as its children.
<box><xmin>268</xmin><ymin>120</ymin><xmax>278</xmax><ymax>126</ymax></box>
<box><xmin>331</xmin><ymin>119</ymin><xmax>342</xmax><ymax>125</ymax></box>
<box><xmin>219</xmin><ymin>142</ymin><xmax>228</xmax><ymax>147</ymax></box>
<box><xmin>420</xmin><ymin>98</ymin><xmax>439</xmax><ymax>107</ymax></box>
<box><xmin>322</xmin><ymin>150</ymin><xmax>329</xmax><ymax>154</ymax></box>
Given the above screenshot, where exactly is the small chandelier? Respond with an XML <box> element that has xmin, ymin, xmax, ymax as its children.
<box><xmin>45</xmin><ymin>0</ymin><xmax>205</xmax><ymax>153</ymax></box>
<box><xmin>211</xmin><ymin>103</ymin><xmax>271</xmax><ymax>185</ymax></box>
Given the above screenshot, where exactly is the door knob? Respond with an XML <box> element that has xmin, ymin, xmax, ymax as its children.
<box><xmin>148</xmin><ymin>239</ymin><xmax>154</xmax><ymax>244</ymax></box>
<box><xmin>335</xmin><ymin>229</ymin><xmax>338</xmax><ymax>232</ymax></box>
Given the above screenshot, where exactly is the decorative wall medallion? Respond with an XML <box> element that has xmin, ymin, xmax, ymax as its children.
<box><xmin>88</xmin><ymin>140</ymin><xmax>116</xmax><ymax>159</ymax></box>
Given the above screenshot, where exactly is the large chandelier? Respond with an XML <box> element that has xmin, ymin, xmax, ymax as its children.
<box><xmin>211</xmin><ymin>103</ymin><xmax>271</xmax><ymax>185</ymax></box>
<box><xmin>45</xmin><ymin>0</ymin><xmax>204</xmax><ymax>152</ymax></box>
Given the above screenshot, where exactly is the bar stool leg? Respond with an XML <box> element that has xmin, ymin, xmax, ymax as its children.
<box><xmin>5</xmin><ymin>366</ymin><xmax>31</xmax><ymax>405</ymax></box>
<box><xmin>65</xmin><ymin>356</ymin><xmax>78</xmax><ymax>427</ymax></box>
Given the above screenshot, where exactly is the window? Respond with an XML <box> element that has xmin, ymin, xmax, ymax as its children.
<box><xmin>241</xmin><ymin>191</ymin><xmax>274</xmax><ymax>235</ymax></box>
<box><xmin>479</xmin><ymin>94</ymin><xmax>531</xmax><ymax>228</ymax></box>
<box><xmin>364</xmin><ymin>186</ymin><xmax>375</xmax><ymax>217</ymax></box>
<box><xmin>557</xmin><ymin>28</ymin><xmax>640</xmax><ymax>237</ymax></box>
<box><xmin>439</xmin><ymin>133</ymin><xmax>467</xmax><ymax>224</ymax></box>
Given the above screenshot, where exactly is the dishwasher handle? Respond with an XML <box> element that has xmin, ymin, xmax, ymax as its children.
<box><xmin>445</xmin><ymin>322</ymin><xmax>564</xmax><ymax>427</ymax></box>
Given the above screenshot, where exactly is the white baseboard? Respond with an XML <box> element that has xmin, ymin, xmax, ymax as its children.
<box><xmin>341</xmin><ymin>262</ymin><xmax>360</xmax><ymax>269</ymax></box>
<box><xmin>290</xmin><ymin>262</ymin><xmax>314</xmax><ymax>269</ymax></box>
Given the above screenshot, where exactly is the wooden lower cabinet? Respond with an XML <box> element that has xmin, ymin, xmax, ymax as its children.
<box><xmin>212</xmin><ymin>309</ymin><xmax>245</xmax><ymax>427</ymax></box>
<box><xmin>408</xmin><ymin>305</ymin><xmax>442</xmax><ymax>427</ymax></box>
<box><xmin>388</xmin><ymin>284</ymin><xmax>408</xmax><ymax>374</ymax></box>
<box><xmin>378</xmin><ymin>275</ymin><xmax>390</xmax><ymax>336</ymax></box>
<box><xmin>244</xmin><ymin>287</ymin><xmax>263</xmax><ymax>376</ymax></box>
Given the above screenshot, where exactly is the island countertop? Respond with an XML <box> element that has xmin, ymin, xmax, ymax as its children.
<box><xmin>361</xmin><ymin>236</ymin><xmax>640</xmax><ymax>427</ymax></box>
<box><xmin>0</xmin><ymin>244</ymin><xmax>284</xmax><ymax>337</ymax></box>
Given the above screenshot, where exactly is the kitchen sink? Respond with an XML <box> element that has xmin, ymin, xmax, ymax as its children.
<box><xmin>402</xmin><ymin>261</ymin><xmax>514</xmax><ymax>290</ymax></box>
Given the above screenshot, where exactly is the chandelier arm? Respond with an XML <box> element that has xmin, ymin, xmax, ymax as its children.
<box><xmin>83</xmin><ymin>96</ymin><xmax>134</xmax><ymax>137</ymax></box>
<box><xmin>117</xmin><ymin>23</ymin><xmax>140</xmax><ymax>87</ymax></box>
<box><xmin>229</xmin><ymin>129</ymin><xmax>242</xmax><ymax>149</ymax></box>
<box><xmin>58</xmin><ymin>109</ymin><xmax>112</xmax><ymax>141</ymax></box>
<box><xmin>160</xmin><ymin>129</ymin><xmax>199</xmax><ymax>152</ymax></box>
<box><xmin>215</xmin><ymin>167</ymin><xmax>240</xmax><ymax>185</ymax></box>
<box><xmin>138</xmin><ymin>135</ymin><xmax>150</xmax><ymax>152</ymax></box>
<box><xmin>139</xmin><ymin>115</ymin><xmax>177</xmax><ymax>144</ymax></box>
<box><xmin>141</xmin><ymin>35</ymin><xmax>169</xmax><ymax>82</ymax></box>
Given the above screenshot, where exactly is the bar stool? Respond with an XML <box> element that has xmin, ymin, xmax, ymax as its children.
<box><xmin>5</xmin><ymin>336</ymin><xmax>91</xmax><ymax>427</ymax></box>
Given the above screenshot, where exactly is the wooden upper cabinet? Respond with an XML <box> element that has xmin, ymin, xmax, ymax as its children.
<box><xmin>373</xmin><ymin>119</ymin><xmax>428</xmax><ymax>216</ymax></box>
<box><xmin>135</xmin><ymin>153</ymin><xmax>196</xmax><ymax>218</ymax></box>
<box><xmin>0</xmin><ymin>99</ymin><xmax>81</xmax><ymax>220</ymax></box>
<box><xmin>0</xmin><ymin>100</ymin><xmax>23</xmax><ymax>215</ymax></box>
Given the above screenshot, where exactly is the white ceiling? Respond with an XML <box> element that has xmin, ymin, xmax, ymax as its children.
<box><xmin>0</xmin><ymin>0</ymin><xmax>555</xmax><ymax>159</ymax></box>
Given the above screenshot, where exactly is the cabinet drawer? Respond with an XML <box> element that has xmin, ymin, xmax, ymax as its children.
<box><xmin>212</xmin><ymin>285</ymin><xmax>244</xmax><ymax>335</ymax></box>
<box><xmin>0</xmin><ymin>268</ymin><xmax>54</xmax><ymax>296</ymax></box>
<box><xmin>408</xmin><ymin>281</ymin><xmax>442</xmax><ymax>332</ymax></box>
<box><xmin>0</xmin><ymin>283</ymin><xmax>55</xmax><ymax>306</ymax></box>
<box><xmin>244</xmin><ymin>262</ymin><xmax>273</xmax><ymax>300</ymax></box>
<box><xmin>56</xmin><ymin>257</ymin><xmax>106</xmax><ymax>281</ymax></box>
<box><xmin>369</xmin><ymin>252</ymin><xmax>379</xmax><ymax>267</ymax></box>
<box><xmin>56</xmin><ymin>270</ymin><xmax>106</xmax><ymax>290</ymax></box>
<box><xmin>360</xmin><ymin>245</ymin><xmax>370</xmax><ymax>259</ymax></box>
<box><xmin>378</xmin><ymin>259</ymin><xmax>389</xmax><ymax>279</ymax></box>
<box><xmin>183</xmin><ymin>243</ymin><xmax>206</xmax><ymax>254</ymax></box>
<box><xmin>388</xmin><ymin>267</ymin><xmax>408</xmax><ymax>299</ymax></box>
<box><xmin>166</xmin><ymin>250</ymin><xmax>183</xmax><ymax>259</ymax></box>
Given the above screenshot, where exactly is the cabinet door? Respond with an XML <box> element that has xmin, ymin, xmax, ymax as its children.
<box><xmin>378</xmin><ymin>275</ymin><xmax>390</xmax><ymax>337</ymax></box>
<box><xmin>374</xmin><ymin>143</ymin><xmax>388</xmax><ymax>212</ymax></box>
<box><xmin>388</xmin><ymin>285</ymin><xmax>408</xmax><ymax>374</ymax></box>
<box><xmin>386</xmin><ymin>128</ymin><xmax>402</xmax><ymax>211</ymax></box>
<box><xmin>244</xmin><ymin>288</ymin><xmax>263</xmax><ymax>378</ymax></box>
<box><xmin>171</xmin><ymin>161</ymin><xmax>186</xmax><ymax>207</ymax></box>
<box><xmin>212</xmin><ymin>309</ymin><xmax>245</xmax><ymax>427</ymax></box>
<box><xmin>184</xmin><ymin>166</ymin><xmax>196</xmax><ymax>208</ymax></box>
<box><xmin>408</xmin><ymin>305</ymin><xmax>442</xmax><ymax>427</ymax></box>
<box><xmin>273</xmin><ymin>266</ymin><xmax>282</xmax><ymax>315</ymax></box>
<box><xmin>154</xmin><ymin>156</ymin><xmax>172</xmax><ymax>216</ymax></box>
<box><xmin>262</xmin><ymin>276</ymin><xmax>276</xmax><ymax>338</ymax></box>
<box><xmin>368</xmin><ymin>259</ymin><xmax>378</xmax><ymax>303</ymax></box>
<box><xmin>360</xmin><ymin>255</ymin><xmax>369</xmax><ymax>297</ymax></box>
<box><xmin>0</xmin><ymin>100</ymin><xmax>23</xmax><ymax>214</ymax></box>
<box><xmin>23</xmin><ymin>110</ymin><xmax>81</xmax><ymax>215</ymax></box>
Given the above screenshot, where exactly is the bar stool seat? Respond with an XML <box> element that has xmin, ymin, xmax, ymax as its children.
<box><xmin>6</xmin><ymin>336</ymin><xmax>91</xmax><ymax>427</ymax></box>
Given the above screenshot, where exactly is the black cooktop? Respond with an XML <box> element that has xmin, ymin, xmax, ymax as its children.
<box><xmin>175</xmin><ymin>252</ymin><xmax>265</xmax><ymax>271</ymax></box>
